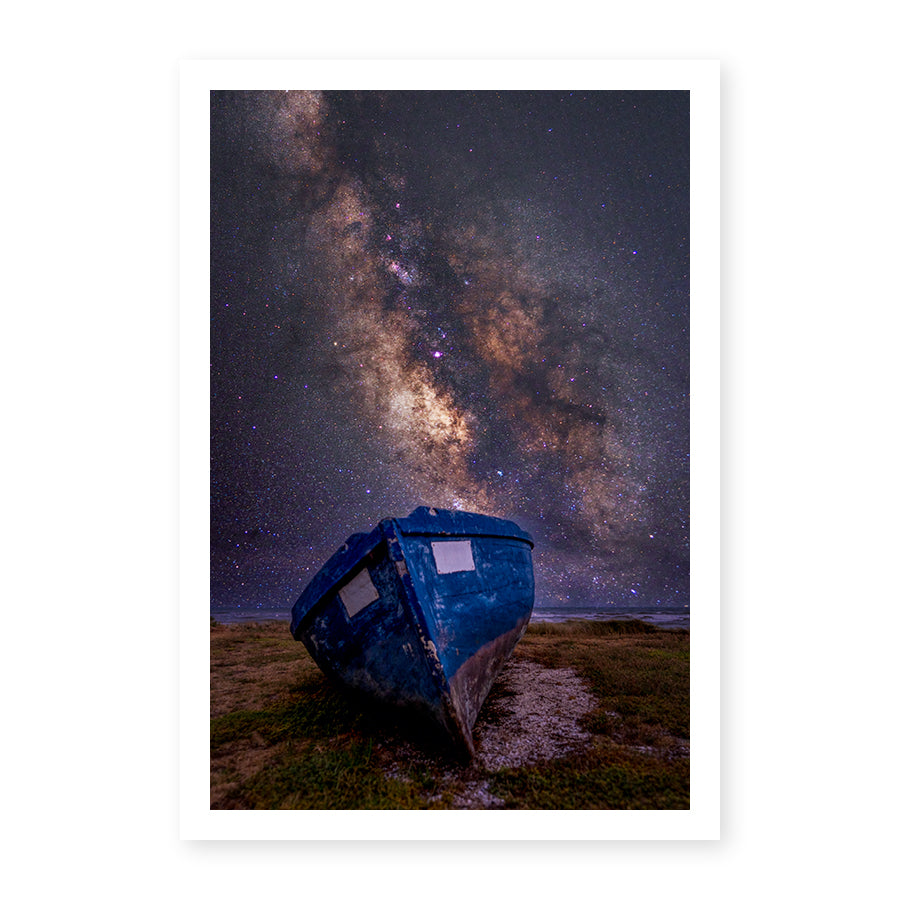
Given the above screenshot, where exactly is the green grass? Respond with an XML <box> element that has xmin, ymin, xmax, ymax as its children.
<box><xmin>211</xmin><ymin>679</ymin><xmax>382</xmax><ymax>749</ymax></box>
<box><xmin>210</xmin><ymin>619</ymin><xmax>689</xmax><ymax>809</ymax></box>
<box><xmin>490</xmin><ymin>749</ymin><xmax>690</xmax><ymax>809</ymax></box>
<box><xmin>229</xmin><ymin>739</ymin><xmax>437</xmax><ymax>810</ymax></box>
<box><xmin>515</xmin><ymin>621</ymin><xmax>690</xmax><ymax>741</ymax></box>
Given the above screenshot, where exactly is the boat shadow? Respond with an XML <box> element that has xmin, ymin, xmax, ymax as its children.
<box><xmin>325</xmin><ymin>683</ymin><xmax>475</xmax><ymax>769</ymax></box>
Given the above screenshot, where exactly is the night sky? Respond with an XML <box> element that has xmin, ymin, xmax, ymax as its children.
<box><xmin>210</xmin><ymin>90</ymin><xmax>690</xmax><ymax>613</ymax></box>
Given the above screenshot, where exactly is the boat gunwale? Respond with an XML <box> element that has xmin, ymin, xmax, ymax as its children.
<box><xmin>397</xmin><ymin>527</ymin><xmax>534</xmax><ymax>548</ymax></box>
<box><xmin>393</xmin><ymin>507</ymin><xmax>534</xmax><ymax>548</ymax></box>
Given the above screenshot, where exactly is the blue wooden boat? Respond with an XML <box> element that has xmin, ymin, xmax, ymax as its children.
<box><xmin>289</xmin><ymin>506</ymin><xmax>535</xmax><ymax>755</ymax></box>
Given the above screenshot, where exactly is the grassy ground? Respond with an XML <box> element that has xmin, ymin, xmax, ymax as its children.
<box><xmin>210</xmin><ymin>618</ymin><xmax>689</xmax><ymax>809</ymax></box>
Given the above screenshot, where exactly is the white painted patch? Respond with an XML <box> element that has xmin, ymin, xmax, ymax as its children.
<box><xmin>339</xmin><ymin>568</ymin><xmax>380</xmax><ymax>617</ymax></box>
<box><xmin>432</xmin><ymin>539</ymin><xmax>475</xmax><ymax>574</ymax></box>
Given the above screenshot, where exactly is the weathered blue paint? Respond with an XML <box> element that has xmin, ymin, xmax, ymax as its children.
<box><xmin>289</xmin><ymin>507</ymin><xmax>535</xmax><ymax>754</ymax></box>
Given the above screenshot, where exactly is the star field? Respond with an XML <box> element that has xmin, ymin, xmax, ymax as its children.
<box><xmin>210</xmin><ymin>90</ymin><xmax>689</xmax><ymax>612</ymax></box>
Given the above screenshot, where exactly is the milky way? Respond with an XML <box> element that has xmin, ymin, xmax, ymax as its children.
<box><xmin>210</xmin><ymin>90</ymin><xmax>689</xmax><ymax>610</ymax></box>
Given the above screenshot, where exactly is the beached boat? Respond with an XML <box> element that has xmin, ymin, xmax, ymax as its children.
<box><xmin>289</xmin><ymin>506</ymin><xmax>535</xmax><ymax>755</ymax></box>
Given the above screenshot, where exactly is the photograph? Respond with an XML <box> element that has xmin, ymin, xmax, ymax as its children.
<box><xmin>206</xmin><ymin>78</ymin><xmax>705</xmax><ymax>815</ymax></box>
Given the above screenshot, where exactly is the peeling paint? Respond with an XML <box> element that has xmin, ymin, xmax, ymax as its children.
<box><xmin>421</xmin><ymin>638</ymin><xmax>442</xmax><ymax>665</ymax></box>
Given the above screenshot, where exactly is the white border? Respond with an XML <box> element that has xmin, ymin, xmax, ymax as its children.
<box><xmin>180</xmin><ymin>59</ymin><xmax>719</xmax><ymax>840</ymax></box>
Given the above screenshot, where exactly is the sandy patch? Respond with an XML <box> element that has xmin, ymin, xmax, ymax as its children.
<box><xmin>474</xmin><ymin>658</ymin><xmax>596</xmax><ymax>770</ymax></box>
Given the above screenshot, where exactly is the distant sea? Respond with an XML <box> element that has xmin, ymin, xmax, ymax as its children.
<box><xmin>210</xmin><ymin>604</ymin><xmax>689</xmax><ymax>631</ymax></box>
<box><xmin>531</xmin><ymin>605</ymin><xmax>689</xmax><ymax>631</ymax></box>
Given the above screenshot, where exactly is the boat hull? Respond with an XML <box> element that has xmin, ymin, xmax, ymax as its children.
<box><xmin>290</xmin><ymin>507</ymin><xmax>535</xmax><ymax>754</ymax></box>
